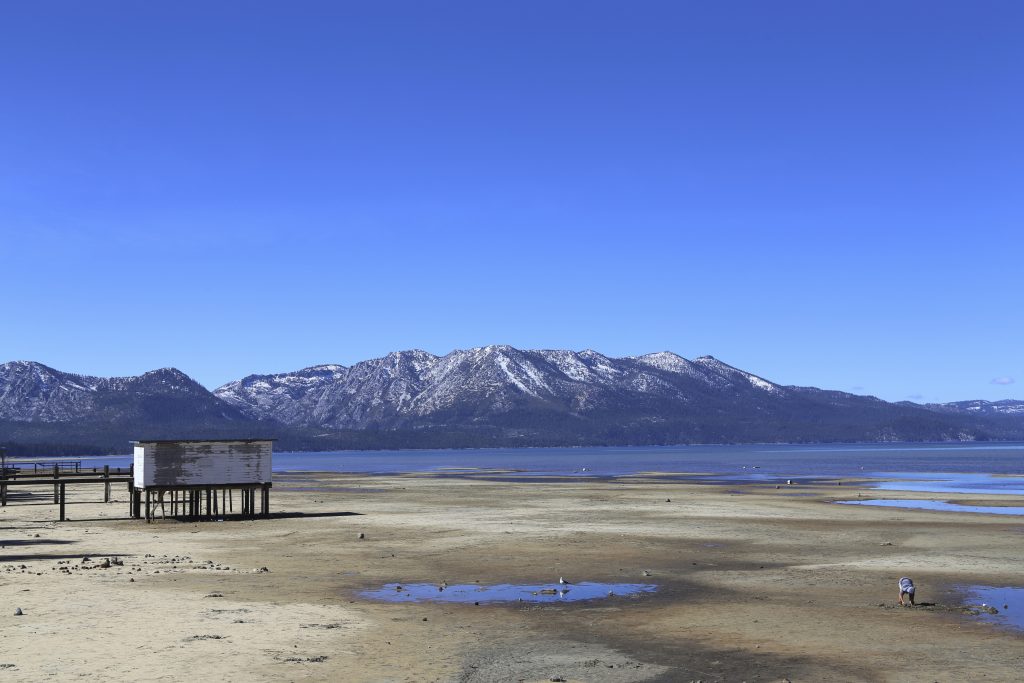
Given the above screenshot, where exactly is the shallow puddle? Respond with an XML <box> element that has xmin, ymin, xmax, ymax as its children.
<box><xmin>871</xmin><ymin>473</ymin><xmax>1024</xmax><ymax>496</ymax></box>
<box><xmin>836</xmin><ymin>499</ymin><xmax>1024</xmax><ymax>515</ymax></box>
<box><xmin>960</xmin><ymin>586</ymin><xmax>1024</xmax><ymax>630</ymax></box>
<box><xmin>359</xmin><ymin>582</ymin><xmax>657</xmax><ymax>603</ymax></box>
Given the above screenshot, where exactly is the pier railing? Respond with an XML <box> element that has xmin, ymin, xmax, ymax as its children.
<box><xmin>1</xmin><ymin>463</ymin><xmax>271</xmax><ymax>523</ymax></box>
<box><xmin>0</xmin><ymin>463</ymin><xmax>133</xmax><ymax>519</ymax></box>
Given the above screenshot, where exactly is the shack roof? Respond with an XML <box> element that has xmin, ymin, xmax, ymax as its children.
<box><xmin>130</xmin><ymin>439</ymin><xmax>276</xmax><ymax>445</ymax></box>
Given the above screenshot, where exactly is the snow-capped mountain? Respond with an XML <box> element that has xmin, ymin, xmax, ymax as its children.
<box><xmin>213</xmin><ymin>346</ymin><xmax>787</xmax><ymax>429</ymax></box>
<box><xmin>3</xmin><ymin>349</ymin><xmax>1021</xmax><ymax>455</ymax></box>
<box><xmin>926</xmin><ymin>399</ymin><xmax>1024</xmax><ymax>416</ymax></box>
<box><xmin>0</xmin><ymin>360</ymin><xmax>242</xmax><ymax>424</ymax></box>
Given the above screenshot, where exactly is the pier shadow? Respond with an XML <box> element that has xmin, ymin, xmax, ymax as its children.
<box><xmin>1</xmin><ymin>552</ymin><xmax>94</xmax><ymax>562</ymax></box>
<box><xmin>270</xmin><ymin>511</ymin><xmax>363</xmax><ymax>519</ymax></box>
<box><xmin>38</xmin><ymin>510</ymin><xmax>363</xmax><ymax>523</ymax></box>
<box><xmin>0</xmin><ymin>539</ymin><xmax>77</xmax><ymax>547</ymax></box>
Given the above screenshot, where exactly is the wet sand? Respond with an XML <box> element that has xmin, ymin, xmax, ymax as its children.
<box><xmin>2</xmin><ymin>472</ymin><xmax>1023</xmax><ymax>682</ymax></box>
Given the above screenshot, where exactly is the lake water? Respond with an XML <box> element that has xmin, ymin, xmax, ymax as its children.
<box><xmin>837</xmin><ymin>499</ymin><xmax>1024</xmax><ymax>515</ymax></box>
<box><xmin>24</xmin><ymin>442</ymin><xmax>1024</xmax><ymax>487</ymax></box>
<box><xmin>959</xmin><ymin>586</ymin><xmax>1024</xmax><ymax>631</ymax></box>
<box><xmin>49</xmin><ymin>441</ymin><xmax>1023</xmax><ymax>486</ymax></box>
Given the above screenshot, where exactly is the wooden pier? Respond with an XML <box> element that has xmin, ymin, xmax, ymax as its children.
<box><xmin>0</xmin><ymin>439</ymin><xmax>274</xmax><ymax>523</ymax></box>
<box><xmin>0</xmin><ymin>469</ymin><xmax>133</xmax><ymax>521</ymax></box>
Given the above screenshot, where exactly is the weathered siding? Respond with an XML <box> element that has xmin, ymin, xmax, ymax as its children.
<box><xmin>133</xmin><ymin>440</ymin><xmax>272</xmax><ymax>487</ymax></box>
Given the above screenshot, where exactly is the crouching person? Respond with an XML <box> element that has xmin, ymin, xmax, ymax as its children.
<box><xmin>898</xmin><ymin>577</ymin><xmax>916</xmax><ymax>606</ymax></box>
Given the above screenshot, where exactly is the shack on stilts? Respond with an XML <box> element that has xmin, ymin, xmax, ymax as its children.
<box><xmin>129</xmin><ymin>439</ymin><xmax>273</xmax><ymax>523</ymax></box>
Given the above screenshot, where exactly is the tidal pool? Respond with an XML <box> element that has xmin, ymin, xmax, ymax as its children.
<box><xmin>870</xmin><ymin>473</ymin><xmax>1024</xmax><ymax>496</ymax></box>
<box><xmin>837</xmin><ymin>499</ymin><xmax>1024</xmax><ymax>515</ymax></box>
<box><xmin>960</xmin><ymin>586</ymin><xmax>1024</xmax><ymax>631</ymax></box>
<box><xmin>359</xmin><ymin>582</ymin><xmax>657</xmax><ymax>604</ymax></box>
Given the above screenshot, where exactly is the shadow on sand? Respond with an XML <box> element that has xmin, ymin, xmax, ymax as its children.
<box><xmin>35</xmin><ymin>510</ymin><xmax>364</xmax><ymax>523</ymax></box>
<box><xmin>0</xmin><ymin>538</ymin><xmax>77</xmax><ymax>547</ymax></box>
<box><xmin>2</xmin><ymin>552</ymin><xmax>96</xmax><ymax>562</ymax></box>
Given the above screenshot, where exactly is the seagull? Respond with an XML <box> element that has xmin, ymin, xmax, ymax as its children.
<box><xmin>559</xmin><ymin>576</ymin><xmax>569</xmax><ymax>585</ymax></box>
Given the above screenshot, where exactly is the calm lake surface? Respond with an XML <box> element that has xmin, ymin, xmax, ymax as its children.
<box><xmin>49</xmin><ymin>442</ymin><xmax>1024</xmax><ymax>491</ymax></box>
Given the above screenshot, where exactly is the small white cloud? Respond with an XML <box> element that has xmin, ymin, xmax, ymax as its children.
<box><xmin>991</xmin><ymin>377</ymin><xmax>1015</xmax><ymax>385</ymax></box>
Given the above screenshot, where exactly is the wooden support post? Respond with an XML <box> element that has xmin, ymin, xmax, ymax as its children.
<box><xmin>263</xmin><ymin>484</ymin><xmax>270</xmax><ymax>517</ymax></box>
<box><xmin>213</xmin><ymin>488</ymin><xmax>218</xmax><ymax>517</ymax></box>
<box><xmin>145</xmin><ymin>489</ymin><xmax>151</xmax><ymax>523</ymax></box>
<box><xmin>103</xmin><ymin>464</ymin><xmax>110</xmax><ymax>503</ymax></box>
<box><xmin>229</xmin><ymin>489</ymin><xmax>233</xmax><ymax>513</ymax></box>
<box><xmin>59</xmin><ymin>482</ymin><xmax>66</xmax><ymax>521</ymax></box>
<box><xmin>205</xmin><ymin>487</ymin><xmax>211</xmax><ymax>519</ymax></box>
<box><xmin>53</xmin><ymin>464</ymin><xmax>60</xmax><ymax>503</ymax></box>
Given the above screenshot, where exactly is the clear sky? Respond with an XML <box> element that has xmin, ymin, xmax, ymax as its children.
<box><xmin>2</xmin><ymin>1</ymin><xmax>1021</xmax><ymax>403</ymax></box>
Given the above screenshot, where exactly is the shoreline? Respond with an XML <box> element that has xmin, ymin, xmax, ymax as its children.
<box><xmin>3</xmin><ymin>470</ymin><xmax>1024</xmax><ymax>681</ymax></box>
<box><xmin>8</xmin><ymin>438</ymin><xmax>1024</xmax><ymax>461</ymax></box>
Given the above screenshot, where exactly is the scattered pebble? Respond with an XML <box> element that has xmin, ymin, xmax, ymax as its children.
<box><xmin>14</xmin><ymin>608</ymin><xmax>23</xmax><ymax>616</ymax></box>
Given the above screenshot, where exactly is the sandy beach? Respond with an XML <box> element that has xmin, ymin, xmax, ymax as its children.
<box><xmin>2</xmin><ymin>471</ymin><xmax>1022</xmax><ymax>682</ymax></box>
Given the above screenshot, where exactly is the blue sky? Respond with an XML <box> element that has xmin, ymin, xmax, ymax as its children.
<box><xmin>1</xmin><ymin>1</ymin><xmax>1021</xmax><ymax>402</ymax></box>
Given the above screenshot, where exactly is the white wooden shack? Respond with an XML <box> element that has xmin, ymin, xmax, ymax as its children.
<box><xmin>130</xmin><ymin>439</ymin><xmax>273</xmax><ymax>522</ymax></box>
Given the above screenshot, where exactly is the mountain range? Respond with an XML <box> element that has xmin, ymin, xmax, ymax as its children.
<box><xmin>2</xmin><ymin>347</ymin><xmax>1022</xmax><ymax>456</ymax></box>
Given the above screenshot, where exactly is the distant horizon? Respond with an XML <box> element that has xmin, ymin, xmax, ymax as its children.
<box><xmin>3</xmin><ymin>3</ymin><xmax>1020</xmax><ymax>404</ymax></box>
<box><xmin>3</xmin><ymin>346</ymin><xmax>1019</xmax><ymax>406</ymax></box>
